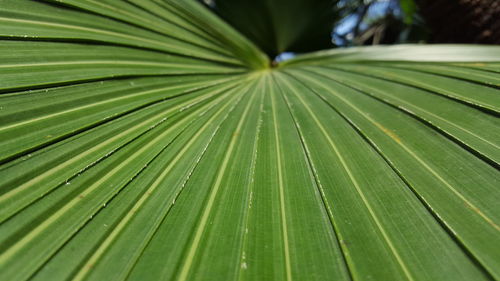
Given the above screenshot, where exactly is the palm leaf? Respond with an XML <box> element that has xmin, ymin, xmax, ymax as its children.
<box><xmin>0</xmin><ymin>1</ymin><xmax>499</xmax><ymax>280</ymax></box>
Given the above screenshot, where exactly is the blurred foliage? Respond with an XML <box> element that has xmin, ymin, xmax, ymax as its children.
<box><xmin>201</xmin><ymin>0</ymin><xmax>429</xmax><ymax>56</ymax></box>
<box><xmin>416</xmin><ymin>0</ymin><xmax>500</xmax><ymax>44</ymax></box>
<box><xmin>333</xmin><ymin>0</ymin><xmax>428</xmax><ymax>47</ymax></box>
<box><xmin>204</xmin><ymin>0</ymin><xmax>340</xmax><ymax>58</ymax></box>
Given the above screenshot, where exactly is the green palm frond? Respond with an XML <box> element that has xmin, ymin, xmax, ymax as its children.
<box><xmin>0</xmin><ymin>1</ymin><xmax>499</xmax><ymax>281</ymax></box>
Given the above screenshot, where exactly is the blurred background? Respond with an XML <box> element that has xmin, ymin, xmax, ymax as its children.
<box><xmin>200</xmin><ymin>0</ymin><xmax>500</xmax><ymax>58</ymax></box>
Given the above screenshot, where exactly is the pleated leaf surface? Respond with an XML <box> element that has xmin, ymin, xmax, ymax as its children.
<box><xmin>0</xmin><ymin>1</ymin><xmax>499</xmax><ymax>281</ymax></box>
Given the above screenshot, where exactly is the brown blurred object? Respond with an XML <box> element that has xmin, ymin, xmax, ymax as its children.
<box><xmin>416</xmin><ymin>0</ymin><xmax>500</xmax><ymax>44</ymax></box>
